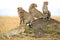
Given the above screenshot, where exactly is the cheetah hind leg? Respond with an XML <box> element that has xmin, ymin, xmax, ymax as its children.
<box><xmin>15</xmin><ymin>34</ymin><xmax>23</xmax><ymax>38</ymax></box>
<box><xmin>0</xmin><ymin>35</ymin><xmax>6</xmax><ymax>39</ymax></box>
<box><xmin>1</xmin><ymin>35</ymin><xmax>11</xmax><ymax>39</ymax></box>
<box><xmin>5</xmin><ymin>35</ymin><xmax>11</xmax><ymax>39</ymax></box>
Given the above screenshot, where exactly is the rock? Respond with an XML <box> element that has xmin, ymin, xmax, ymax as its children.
<box><xmin>31</xmin><ymin>18</ymin><xmax>60</xmax><ymax>37</ymax></box>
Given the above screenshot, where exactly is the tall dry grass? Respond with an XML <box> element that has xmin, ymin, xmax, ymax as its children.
<box><xmin>0</xmin><ymin>16</ymin><xmax>20</xmax><ymax>33</ymax></box>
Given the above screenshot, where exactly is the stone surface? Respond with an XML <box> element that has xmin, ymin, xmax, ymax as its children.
<box><xmin>31</xmin><ymin>18</ymin><xmax>60</xmax><ymax>37</ymax></box>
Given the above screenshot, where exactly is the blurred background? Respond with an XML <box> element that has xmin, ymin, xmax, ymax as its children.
<box><xmin>0</xmin><ymin>0</ymin><xmax>60</xmax><ymax>16</ymax></box>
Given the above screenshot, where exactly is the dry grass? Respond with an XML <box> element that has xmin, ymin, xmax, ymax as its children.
<box><xmin>0</xmin><ymin>16</ymin><xmax>60</xmax><ymax>40</ymax></box>
<box><xmin>51</xmin><ymin>16</ymin><xmax>60</xmax><ymax>22</ymax></box>
<box><xmin>0</xmin><ymin>16</ymin><xmax>20</xmax><ymax>33</ymax></box>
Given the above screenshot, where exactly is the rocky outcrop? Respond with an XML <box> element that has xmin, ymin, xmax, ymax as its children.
<box><xmin>31</xmin><ymin>18</ymin><xmax>60</xmax><ymax>37</ymax></box>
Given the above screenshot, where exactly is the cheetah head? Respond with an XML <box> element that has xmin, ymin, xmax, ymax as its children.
<box><xmin>30</xmin><ymin>3</ymin><xmax>37</xmax><ymax>8</ymax></box>
<box><xmin>44</xmin><ymin>1</ymin><xmax>48</xmax><ymax>5</ymax></box>
<box><xmin>17</xmin><ymin>7</ymin><xmax>24</xmax><ymax>13</ymax></box>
